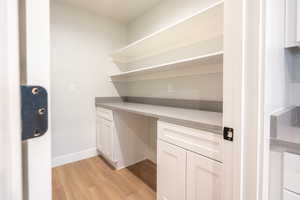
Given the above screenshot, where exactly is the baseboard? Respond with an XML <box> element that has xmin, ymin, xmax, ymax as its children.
<box><xmin>52</xmin><ymin>148</ymin><xmax>98</xmax><ymax>168</ymax></box>
<box><xmin>115</xmin><ymin>157</ymin><xmax>146</xmax><ymax>170</ymax></box>
<box><xmin>145</xmin><ymin>149</ymin><xmax>157</xmax><ymax>164</ymax></box>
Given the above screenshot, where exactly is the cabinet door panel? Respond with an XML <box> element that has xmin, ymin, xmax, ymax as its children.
<box><xmin>96</xmin><ymin>117</ymin><xmax>102</xmax><ymax>152</ymax></box>
<box><xmin>157</xmin><ymin>140</ymin><xmax>186</xmax><ymax>200</ymax></box>
<box><xmin>101</xmin><ymin>118</ymin><xmax>114</xmax><ymax>162</ymax></box>
<box><xmin>187</xmin><ymin>151</ymin><xmax>222</xmax><ymax>200</ymax></box>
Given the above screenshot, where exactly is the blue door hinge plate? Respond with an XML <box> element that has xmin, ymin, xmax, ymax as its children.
<box><xmin>21</xmin><ymin>86</ymin><xmax>48</xmax><ymax>140</ymax></box>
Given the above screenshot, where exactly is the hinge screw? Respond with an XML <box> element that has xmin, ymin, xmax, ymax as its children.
<box><xmin>33</xmin><ymin>129</ymin><xmax>41</xmax><ymax>137</ymax></box>
<box><xmin>38</xmin><ymin>108</ymin><xmax>46</xmax><ymax>115</ymax></box>
<box><xmin>32</xmin><ymin>88</ymin><xmax>39</xmax><ymax>95</ymax></box>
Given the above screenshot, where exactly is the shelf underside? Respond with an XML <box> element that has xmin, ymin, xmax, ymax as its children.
<box><xmin>110</xmin><ymin>51</ymin><xmax>223</xmax><ymax>82</ymax></box>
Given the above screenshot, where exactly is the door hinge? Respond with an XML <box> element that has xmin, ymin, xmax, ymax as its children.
<box><xmin>223</xmin><ymin>127</ymin><xmax>234</xmax><ymax>141</ymax></box>
<box><xmin>21</xmin><ymin>86</ymin><xmax>48</xmax><ymax>140</ymax></box>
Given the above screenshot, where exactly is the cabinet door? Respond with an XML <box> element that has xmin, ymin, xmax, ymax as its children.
<box><xmin>284</xmin><ymin>152</ymin><xmax>300</xmax><ymax>194</ymax></box>
<box><xmin>100</xmin><ymin>118</ymin><xmax>115</xmax><ymax>162</ymax></box>
<box><xmin>187</xmin><ymin>151</ymin><xmax>222</xmax><ymax>200</ymax></box>
<box><xmin>96</xmin><ymin>117</ymin><xmax>102</xmax><ymax>152</ymax></box>
<box><xmin>157</xmin><ymin>140</ymin><xmax>186</xmax><ymax>200</ymax></box>
<box><xmin>284</xmin><ymin>190</ymin><xmax>300</xmax><ymax>200</ymax></box>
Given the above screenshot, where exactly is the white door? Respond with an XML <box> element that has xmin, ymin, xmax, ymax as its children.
<box><xmin>0</xmin><ymin>0</ymin><xmax>23</xmax><ymax>199</ymax></box>
<box><xmin>157</xmin><ymin>140</ymin><xmax>186</xmax><ymax>200</ymax></box>
<box><xmin>19</xmin><ymin>0</ymin><xmax>52</xmax><ymax>199</ymax></box>
<box><xmin>187</xmin><ymin>152</ymin><xmax>222</xmax><ymax>200</ymax></box>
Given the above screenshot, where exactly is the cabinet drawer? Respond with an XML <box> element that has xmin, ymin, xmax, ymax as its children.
<box><xmin>283</xmin><ymin>190</ymin><xmax>300</xmax><ymax>200</ymax></box>
<box><xmin>158</xmin><ymin>121</ymin><xmax>223</xmax><ymax>162</ymax></box>
<box><xmin>96</xmin><ymin>107</ymin><xmax>113</xmax><ymax>121</ymax></box>
<box><xmin>284</xmin><ymin>152</ymin><xmax>300</xmax><ymax>194</ymax></box>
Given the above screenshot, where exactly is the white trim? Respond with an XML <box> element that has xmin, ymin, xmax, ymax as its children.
<box><xmin>242</xmin><ymin>0</ymin><xmax>265</xmax><ymax>199</ymax></box>
<box><xmin>223</xmin><ymin>0</ymin><xmax>245</xmax><ymax>199</ymax></box>
<box><xmin>52</xmin><ymin>148</ymin><xmax>99</xmax><ymax>168</ymax></box>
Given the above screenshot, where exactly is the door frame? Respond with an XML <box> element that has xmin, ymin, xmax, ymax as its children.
<box><xmin>1</xmin><ymin>0</ymin><xmax>268</xmax><ymax>199</ymax></box>
<box><xmin>224</xmin><ymin>0</ymin><xmax>266</xmax><ymax>200</ymax></box>
<box><xmin>0</xmin><ymin>0</ymin><xmax>23</xmax><ymax>199</ymax></box>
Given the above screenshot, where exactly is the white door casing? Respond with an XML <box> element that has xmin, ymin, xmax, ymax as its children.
<box><xmin>0</xmin><ymin>0</ymin><xmax>23</xmax><ymax>199</ymax></box>
<box><xmin>224</xmin><ymin>0</ymin><xmax>265</xmax><ymax>200</ymax></box>
<box><xmin>223</xmin><ymin>0</ymin><xmax>245</xmax><ymax>198</ymax></box>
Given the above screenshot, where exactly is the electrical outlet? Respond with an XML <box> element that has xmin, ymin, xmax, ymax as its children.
<box><xmin>167</xmin><ymin>83</ymin><xmax>174</xmax><ymax>93</ymax></box>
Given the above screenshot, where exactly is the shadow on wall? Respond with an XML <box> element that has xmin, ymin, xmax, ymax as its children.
<box><xmin>112</xmin><ymin>73</ymin><xmax>223</xmax><ymax>101</ymax></box>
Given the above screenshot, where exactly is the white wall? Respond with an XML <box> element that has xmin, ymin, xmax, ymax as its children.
<box><xmin>288</xmin><ymin>49</ymin><xmax>300</xmax><ymax>106</ymax></box>
<box><xmin>128</xmin><ymin>0</ymin><xmax>220</xmax><ymax>43</ymax></box>
<box><xmin>51</xmin><ymin>1</ymin><xmax>126</xmax><ymax>162</ymax></box>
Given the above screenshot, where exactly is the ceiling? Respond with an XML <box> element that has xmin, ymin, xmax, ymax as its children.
<box><xmin>55</xmin><ymin>0</ymin><xmax>162</xmax><ymax>23</ymax></box>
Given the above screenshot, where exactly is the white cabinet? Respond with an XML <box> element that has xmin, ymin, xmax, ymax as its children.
<box><xmin>187</xmin><ymin>151</ymin><xmax>222</xmax><ymax>200</ymax></box>
<box><xmin>284</xmin><ymin>190</ymin><xmax>300</xmax><ymax>200</ymax></box>
<box><xmin>96</xmin><ymin>117</ymin><xmax>103</xmax><ymax>152</ymax></box>
<box><xmin>284</xmin><ymin>152</ymin><xmax>300</xmax><ymax>194</ymax></box>
<box><xmin>96</xmin><ymin>107</ymin><xmax>152</xmax><ymax>169</ymax></box>
<box><xmin>157</xmin><ymin>121</ymin><xmax>223</xmax><ymax>162</ymax></box>
<box><xmin>285</xmin><ymin>0</ymin><xmax>300</xmax><ymax>47</ymax></box>
<box><xmin>157</xmin><ymin>121</ymin><xmax>223</xmax><ymax>200</ymax></box>
<box><xmin>100</xmin><ymin>118</ymin><xmax>115</xmax><ymax>162</ymax></box>
<box><xmin>157</xmin><ymin>140</ymin><xmax>187</xmax><ymax>200</ymax></box>
<box><xmin>96</xmin><ymin>108</ymin><xmax>117</xmax><ymax>164</ymax></box>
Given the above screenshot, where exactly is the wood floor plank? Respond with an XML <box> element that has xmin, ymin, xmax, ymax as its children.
<box><xmin>52</xmin><ymin>156</ymin><xmax>156</xmax><ymax>200</ymax></box>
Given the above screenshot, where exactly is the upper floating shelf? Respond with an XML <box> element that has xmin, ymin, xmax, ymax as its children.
<box><xmin>110</xmin><ymin>1</ymin><xmax>224</xmax><ymax>63</ymax></box>
<box><xmin>110</xmin><ymin>51</ymin><xmax>223</xmax><ymax>81</ymax></box>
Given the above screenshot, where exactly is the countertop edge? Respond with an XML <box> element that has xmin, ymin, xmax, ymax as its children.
<box><xmin>270</xmin><ymin>138</ymin><xmax>300</xmax><ymax>154</ymax></box>
<box><xmin>96</xmin><ymin>103</ymin><xmax>223</xmax><ymax>135</ymax></box>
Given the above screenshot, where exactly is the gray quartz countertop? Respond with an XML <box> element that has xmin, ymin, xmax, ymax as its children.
<box><xmin>270</xmin><ymin>106</ymin><xmax>300</xmax><ymax>153</ymax></box>
<box><xmin>271</xmin><ymin>138</ymin><xmax>300</xmax><ymax>154</ymax></box>
<box><xmin>96</xmin><ymin>102</ymin><xmax>223</xmax><ymax>134</ymax></box>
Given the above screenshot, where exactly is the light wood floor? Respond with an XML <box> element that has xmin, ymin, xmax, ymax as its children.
<box><xmin>52</xmin><ymin>156</ymin><xmax>156</xmax><ymax>200</ymax></box>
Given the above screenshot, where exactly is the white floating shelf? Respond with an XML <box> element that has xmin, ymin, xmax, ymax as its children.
<box><xmin>110</xmin><ymin>1</ymin><xmax>224</xmax><ymax>63</ymax></box>
<box><xmin>110</xmin><ymin>51</ymin><xmax>223</xmax><ymax>81</ymax></box>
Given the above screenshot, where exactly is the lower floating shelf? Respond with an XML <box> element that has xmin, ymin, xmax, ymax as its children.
<box><xmin>110</xmin><ymin>51</ymin><xmax>223</xmax><ymax>82</ymax></box>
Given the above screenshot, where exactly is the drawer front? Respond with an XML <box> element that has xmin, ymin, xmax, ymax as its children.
<box><xmin>96</xmin><ymin>107</ymin><xmax>113</xmax><ymax>121</ymax></box>
<box><xmin>283</xmin><ymin>190</ymin><xmax>300</xmax><ymax>200</ymax></box>
<box><xmin>157</xmin><ymin>121</ymin><xmax>223</xmax><ymax>162</ymax></box>
<box><xmin>284</xmin><ymin>152</ymin><xmax>300</xmax><ymax>194</ymax></box>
